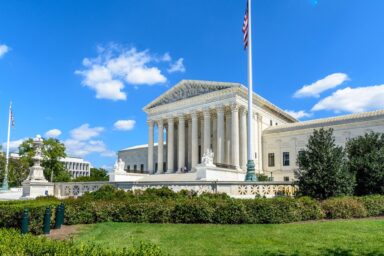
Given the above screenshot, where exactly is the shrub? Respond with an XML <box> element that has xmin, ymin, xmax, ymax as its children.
<box><xmin>212</xmin><ymin>199</ymin><xmax>248</xmax><ymax>224</ymax></box>
<box><xmin>321</xmin><ymin>197</ymin><xmax>367</xmax><ymax>219</ymax></box>
<box><xmin>357</xmin><ymin>195</ymin><xmax>384</xmax><ymax>216</ymax></box>
<box><xmin>0</xmin><ymin>200</ymin><xmax>60</xmax><ymax>234</ymax></box>
<box><xmin>0</xmin><ymin>228</ymin><xmax>163</xmax><ymax>255</ymax></box>
<box><xmin>171</xmin><ymin>200</ymin><xmax>214</xmax><ymax>223</ymax></box>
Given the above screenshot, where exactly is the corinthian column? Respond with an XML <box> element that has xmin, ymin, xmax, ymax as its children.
<box><xmin>240</xmin><ymin>108</ymin><xmax>247</xmax><ymax>170</ymax></box>
<box><xmin>147</xmin><ymin>120</ymin><xmax>154</xmax><ymax>174</ymax></box>
<box><xmin>191</xmin><ymin>112</ymin><xmax>198</xmax><ymax>169</ymax></box>
<box><xmin>231</xmin><ymin>104</ymin><xmax>240</xmax><ymax>168</ymax></box>
<box><xmin>167</xmin><ymin>117</ymin><xmax>174</xmax><ymax>173</ymax></box>
<box><xmin>203</xmin><ymin>109</ymin><xmax>211</xmax><ymax>152</ymax></box>
<box><xmin>157</xmin><ymin>120</ymin><xmax>164</xmax><ymax>173</ymax></box>
<box><xmin>216</xmin><ymin>106</ymin><xmax>225</xmax><ymax>164</ymax></box>
<box><xmin>178</xmin><ymin>115</ymin><xmax>185</xmax><ymax>172</ymax></box>
<box><xmin>225</xmin><ymin>112</ymin><xmax>231</xmax><ymax>165</ymax></box>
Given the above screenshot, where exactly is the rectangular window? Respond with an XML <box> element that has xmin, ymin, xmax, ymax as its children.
<box><xmin>134</xmin><ymin>165</ymin><xmax>137</xmax><ymax>171</ymax></box>
<box><xmin>140</xmin><ymin>164</ymin><xmax>144</xmax><ymax>172</ymax></box>
<box><xmin>283</xmin><ymin>152</ymin><xmax>290</xmax><ymax>166</ymax></box>
<box><xmin>268</xmin><ymin>153</ymin><xmax>275</xmax><ymax>167</ymax></box>
<box><xmin>284</xmin><ymin>176</ymin><xmax>290</xmax><ymax>182</ymax></box>
<box><xmin>127</xmin><ymin>165</ymin><xmax>130</xmax><ymax>171</ymax></box>
<box><xmin>270</xmin><ymin>120</ymin><xmax>273</xmax><ymax>126</ymax></box>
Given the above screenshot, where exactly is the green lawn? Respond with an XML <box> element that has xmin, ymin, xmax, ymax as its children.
<box><xmin>74</xmin><ymin>219</ymin><xmax>384</xmax><ymax>256</ymax></box>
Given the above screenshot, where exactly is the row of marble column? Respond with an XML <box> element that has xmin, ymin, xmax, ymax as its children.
<box><xmin>147</xmin><ymin>104</ymin><xmax>255</xmax><ymax>174</ymax></box>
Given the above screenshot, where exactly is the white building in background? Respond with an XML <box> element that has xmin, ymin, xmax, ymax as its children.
<box><xmin>117</xmin><ymin>80</ymin><xmax>384</xmax><ymax>182</ymax></box>
<box><xmin>61</xmin><ymin>157</ymin><xmax>91</xmax><ymax>178</ymax></box>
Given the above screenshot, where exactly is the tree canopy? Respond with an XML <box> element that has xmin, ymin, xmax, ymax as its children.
<box><xmin>345</xmin><ymin>132</ymin><xmax>384</xmax><ymax>195</ymax></box>
<box><xmin>295</xmin><ymin>128</ymin><xmax>355</xmax><ymax>199</ymax></box>
<box><xmin>18</xmin><ymin>137</ymin><xmax>70</xmax><ymax>182</ymax></box>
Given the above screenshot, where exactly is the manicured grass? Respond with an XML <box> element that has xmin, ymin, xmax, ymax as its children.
<box><xmin>74</xmin><ymin>218</ymin><xmax>384</xmax><ymax>255</ymax></box>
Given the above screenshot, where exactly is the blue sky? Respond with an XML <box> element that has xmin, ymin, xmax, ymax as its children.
<box><xmin>1</xmin><ymin>0</ymin><xmax>384</xmax><ymax>168</ymax></box>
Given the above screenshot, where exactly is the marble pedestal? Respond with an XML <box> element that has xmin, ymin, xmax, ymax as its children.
<box><xmin>22</xmin><ymin>180</ymin><xmax>54</xmax><ymax>198</ymax></box>
<box><xmin>195</xmin><ymin>165</ymin><xmax>246</xmax><ymax>181</ymax></box>
<box><xmin>109</xmin><ymin>172</ymin><xmax>148</xmax><ymax>182</ymax></box>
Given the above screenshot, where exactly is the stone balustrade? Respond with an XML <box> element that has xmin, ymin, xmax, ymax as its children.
<box><xmin>53</xmin><ymin>181</ymin><xmax>296</xmax><ymax>199</ymax></box>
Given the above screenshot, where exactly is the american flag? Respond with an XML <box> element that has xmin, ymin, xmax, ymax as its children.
<box><xmin>10</xmin><ymin>106</ymin><xmax>14</xmax><ymax>127</ymax></box>
<box><xmin>242</xmin><ymin>0</ymin><xmax>249</xmax><ymax>50</ymax></box>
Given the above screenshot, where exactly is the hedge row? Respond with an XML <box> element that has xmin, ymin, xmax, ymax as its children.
<box><xmin>0</xmin><ymin>198</ymin><xmax>60</xmax><ymax>235</ymax></box>
<box><xmin>0</xmin><ymin>228</ymin><xmax>163</xmax><ymax>256</ymax></box>
<box><xmin>63</xmin><ymin>194</ymin><xmax>384</xmax><ymax>226</ymax></box>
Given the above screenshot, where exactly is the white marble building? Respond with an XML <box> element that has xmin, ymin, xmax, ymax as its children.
<box><xmin>61</xmin><ymin>157</ymin><xmax>91</xmax><ymax>178</ymax></box>
<box><xmin>118</xmin><ymin>80</ymin><xmax>384</xmax><ymax>181</ymax></box>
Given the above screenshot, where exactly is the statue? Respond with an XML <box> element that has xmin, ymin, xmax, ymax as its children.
<box><xmin>113</xmin><ymin>158</ymin><xmax>126</xmax><ymax>174</ymax></box>
<box><xmin>201</xmin><ymin>149</ymin><xmax>215</xmax><ymax>166</ymax></box>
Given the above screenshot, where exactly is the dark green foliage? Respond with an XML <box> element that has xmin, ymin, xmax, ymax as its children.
<box><xmin>256</xmin><ymin>174</ymin><xmax>269</xmax><ymax>181</ymax></box>
<box><xmin>0</xmin><ymin>154</ymin><xmax>29</xmax><ymax>187</ymax></box>
<box><xmin>171</xmin><ymin>200</ymin><xmax>214</xmax><ymax>223</ymax></box>
<box><xmin>0</xmin><ymin>228</ymin><xmax>163</xmax><ymax>255</ymax></box>
<box><xmin>19</xmin><ymin>138</ymin><xmax>68</xmax><ymax>182</ymax></box>
<box><xmin>345</xmin><ymin>132</ymin><xmax>384</xmax><ymax>195</ymax></box>
<box><xmin>321</xmin><ymin>197</ymin><xmax>367</xmax><ymax>219</ymax></box>
<box><xmin>0</xmin><ymin>199</ymin><xmax>60</xmax><ymax>234</ymax></box>
<box><xmin>296</xmin><ymin>128</ymin><xmax>355</xmax><ymax>199</ymax></box>
<box><xmin>356</xmin><ymin>195</ymin><xmax>384</xmax><ymax>216</ymax></box>
<box><xmin>72</xmin><ymin>167</ymin><xmax>109</xmax><ymax>182</ymax></box>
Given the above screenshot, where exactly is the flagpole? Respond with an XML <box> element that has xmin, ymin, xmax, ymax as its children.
<box><xmin>1</xmin><ymin>102</ymin><xmax>11</xmax><ymax>191</ymax></box>
<box><xmin>245</xmin><ymin>0</ymin><xmax>257</xmax><ymax>181</ymax></box>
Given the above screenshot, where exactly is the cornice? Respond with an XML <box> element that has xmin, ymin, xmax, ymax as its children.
<box><xmin>264</xmin><ymin>109</ymin><xmax>384</xmax><ymax>134</ymax></box>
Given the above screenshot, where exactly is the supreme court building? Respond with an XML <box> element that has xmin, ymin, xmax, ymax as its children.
<box><xmin>118</xmin><ymin>80</ymin><xmax>384</xmax><ymax>181</ymax></box>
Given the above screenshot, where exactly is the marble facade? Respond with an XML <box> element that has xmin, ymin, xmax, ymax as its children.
<box><xmin>118</xmin><ymin>80</ymin><xmax>384</xmax><ymax>182</ymax></box>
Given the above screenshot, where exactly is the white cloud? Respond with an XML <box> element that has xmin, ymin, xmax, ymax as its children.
<box><xmin>45</xmin><ymin>129</ymin><xmax>62</xmax><ymax>138</ymax></box>
<box><xmin>284</xmin><ymin>110</ymin><xmax>312</xmax><ymax>120</ymax></box>
<box><xmin>294</xmin><ymin>73</ymin><xmax>349</xmax><ymax>98</ymax></box>
<box><xmin>114</xmin><ymin>119</ymin><xmax>136</xmax><ymax>131</ymax></box>
<box><xmin>0</xmin><ymin>44</ymin><xmax>9</xmax><ymax>58</ymax></box>
<box><xmin>70</xmin><ymin>124</ymin><xmax>104</xmax><ymax>141</ymax></box>
<box><xmin>167</xmin><ymin>58</ymin><xmax>185</xmax><ymax>73</ymax></box>
<box><xmin>64</xmin><ymin>123</ymin><xmax>114</xmax><ymax>158</ymax></box>
<box><xmin>2</xmin><ymin>138</ymin><xmax>27</xmax><ymax>152</ymax></box>
<box><xmin>65</xmin><ymin>139</ymin><xmax>114</xmax><ymax>158</ymax></box>
<box><xmin>312</xmin><ymin>85</ymin><xmax>384</xmax><ymax>113</ymax></box>
<box><xmin>76</xmin><ymin>45</ymin><xmax>176</xmax><ymax>100</ymax></box>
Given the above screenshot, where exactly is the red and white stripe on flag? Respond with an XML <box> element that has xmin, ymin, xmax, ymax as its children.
<box><xmin>242</xmin><ymin>0</ymin><xmax>249</xmax><ymax>50</ymax></box>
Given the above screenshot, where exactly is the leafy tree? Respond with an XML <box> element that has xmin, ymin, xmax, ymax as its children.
<box><xmin>295</xmin><ymin>128</ymin><xmax>355</xmax><ymax>199</ymax></box>
<box><xmin>19</xmin><ymin>138</ymin><xmax>68</xmax><ymax>182</ymax></box>
<box><xmin>72</xmin><ymin>167</ymin><xmax>109</xmax><ymax>182</ymax></box>
<box><xmin>345</xmin><ymin>132</ymin><xmax>384</xmax><ymax>195</ymax></box>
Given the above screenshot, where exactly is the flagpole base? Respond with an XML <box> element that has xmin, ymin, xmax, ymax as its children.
<box><xmin>1</xmin><ymin>177</ymin><xmax>9</xmax><ymax>191</ymax></box>
<box><xmin>245</xmin><ymin>160</ymin><xmax>257</xmax><ymax>181</ymax></box>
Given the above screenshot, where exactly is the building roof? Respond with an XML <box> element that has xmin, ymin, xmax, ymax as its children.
<box><xmin>264</xmin><ymin>109</ymin><xmax>384</xmax><ymax>134</ymax></box>
<box><xmin>120</xmin><ymin>143</ymin><xmax>159</xmax><ymax>151</ymax></box>
<box><xmin>143</xmin><ymin>80</ymin><xmax>297</xmax><ymax>123</ymax></box>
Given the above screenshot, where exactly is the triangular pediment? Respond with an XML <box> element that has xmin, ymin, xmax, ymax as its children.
<box><xmin>143</xmin><ymin>80</ymin><xmax>240</xmax><ymax>110</ymax></box>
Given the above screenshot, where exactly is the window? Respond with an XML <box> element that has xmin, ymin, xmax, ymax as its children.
<box><xmin>134</xmin><ymin>165</ymin><xmax>137</xmax><ymax>171</ymax></box>
<box><xmin>270</xmin><ymin>120</ymin><xmax>273</xmax><ymax>126</ymax></box>
<box><xmin>140</xmin><ymin>164</ymin><xmax>144</xmax><ymax>172</ymax></box>
<box><xmin>127</xmin><ymin>165</ymin><xmax>130</xmax><ymax>171</ymax></box>
<box><xmin>268</xmin><ymin>153</ymin><xmax>275</xmax><ymax>167</ymax></box>
<box><xmin>284</xmin><ymin>176</ymin><xmax>290</xmax><ymax>182</ymax></box>
<box><xmin>283</xmin><ymin>152</ymin><xmax>290</xmax><ymax>166</ymax></box>
<box><xmin>275</xmin><ymin>122</ymin><xmax>278</xmax><ymax>126</ymax></box>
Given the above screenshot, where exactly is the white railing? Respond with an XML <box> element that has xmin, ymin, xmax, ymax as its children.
<box><xmin>54</xmin><ymin>181</ymin><xmax>296</xmax><ymax>198</ymax></box>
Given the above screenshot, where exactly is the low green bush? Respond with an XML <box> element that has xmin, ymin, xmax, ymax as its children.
<box><xmin>357</xmin><ymin>195</ymin><xmax>384</xmax><ymax>216</ymax></box>
<box><xmin>0</xmin><ymin>200</ymin><xmax>60</xmax><ymax>234</ymax></box>
<box><xmin>0</xmin><ymin>228</ymin><xmax>163</xmax><ymax>255</ymax></box>
<box><xmin>321</xmin><ymin>197</ymin><xmax>367</xmax><ymax>219</ymax></box>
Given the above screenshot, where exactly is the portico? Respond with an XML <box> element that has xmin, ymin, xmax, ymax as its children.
<box><xmin>143</xmin><ymin>80</ymin><xmax>296</xmax><ymax>175</ymax></box>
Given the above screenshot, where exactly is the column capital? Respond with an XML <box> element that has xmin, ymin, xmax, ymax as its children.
<box><xmin>167</xmin><ymin>116</ymin><xmax>174</xmax><ymax>123</ymax></box>
<box><xmin>203</xmin><ymin>108</ymin><xmax>211</xmax><ymax>117</ymax></box>
<box><xmin>147</xmin><ymin>120</ymin><xmax>154</xmax><ymax>126</ymax></box>
<box><xmin>230</xmin><ymin>104</ymin><xmax>239</xmax><ymax>112</ymax></box>
<box><xmin>157</xmin><ymin>119</ymin><xmax>164</xmax><ymax>127</ymax></box>
<box><xmin>216</xmin><ymin>105</ymin><xmax>225</xmax><ymax>114</ymax></box>
<box><xmin>239</xmin><ymin>107</ymin><xmax>247</xmax><ymax>116</ymax></box>
<box><xmin>177</xmin><ymin>114</ymin><xmax>186</xmax><ymax>121</ymax></box>
<box><xmin>191</xmin><ymin>111</ymin><xmax>198</xmax><ymax>119</ymax></box>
